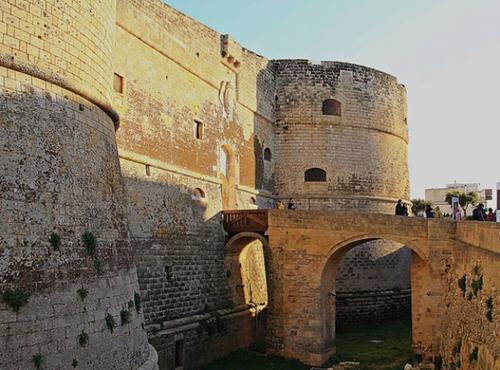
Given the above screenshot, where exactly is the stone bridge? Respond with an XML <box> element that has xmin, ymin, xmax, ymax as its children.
<box><xmin>223</xmin><ymin>210</ymin><xmax>500</xmax><ymax>368</ymax></box>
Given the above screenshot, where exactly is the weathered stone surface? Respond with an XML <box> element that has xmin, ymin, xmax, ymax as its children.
<box><xmin>262</xmin><ymin>210</ymin><xmax>499</xmax><ymax>368</ymax></box>
<box><xmin>1</xmin><ymin>1</ymin><xmax>498</xmax><ymax>370</ymax></box>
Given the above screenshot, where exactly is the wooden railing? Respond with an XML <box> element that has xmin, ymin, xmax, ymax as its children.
<box><xmin>222</xmin><ymin>209</ymin><xmax>269</xmax><ymax>234</ymax></box>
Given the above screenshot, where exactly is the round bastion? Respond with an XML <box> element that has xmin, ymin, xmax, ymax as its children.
<box><xmin>0</xmin><ymin>1</ymin><xmax>155</xmax><ymax>369</ymax></box>
<box><xmin>273</xmin><ymin>59</ymin><xmax>411</xmax><ymax>323</ymax></box>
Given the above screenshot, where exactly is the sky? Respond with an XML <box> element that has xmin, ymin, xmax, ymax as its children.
<box><xmin>165</xmin><ymin>0</ymin><xmax>500</xmax><ymax>201</ymax></box>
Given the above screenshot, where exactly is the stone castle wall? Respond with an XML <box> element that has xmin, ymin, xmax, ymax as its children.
<box><xmin>439</xmin><ymin>222</ymin><xmax>500</xmax><ymax>369</ymax></box>
<box><xmin>112</xmin><ymin>0</ymin><xmax>275</xmax><ymax>367</ymax></box>
<box><xmin>0</xmin><ymin>1</ymin><xmax>154</xmax><ymax>369</ymax></box>
<box><xmin>5</xmin><ymin>1</ymin><xmax>495</xmax><ymax>370</ymax></box>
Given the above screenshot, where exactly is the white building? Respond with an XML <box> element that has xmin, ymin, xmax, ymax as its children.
<box><xmin>425</xmin><ymin>182</ymin><xmax>492</xmax><ymax>217</ymax></box>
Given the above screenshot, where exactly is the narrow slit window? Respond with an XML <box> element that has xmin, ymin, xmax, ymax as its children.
<box><xmin>175</xmin><ymin>339</ymin><xmax>184</xmax><ymax>368</ymax></box>
<box><xmin>194</xmin><ymin>120</ymin><xmax>203</xmax><ymax>140</ymax></box>
<box><xmin>113</xmin><ymin>73</ymin><xmax>124</xmax><ymax>93</ymax></box>
<box><xmin>145</xmin><ymin>164</ymin><xmax>151</xmax><ymax>176</ymax></box>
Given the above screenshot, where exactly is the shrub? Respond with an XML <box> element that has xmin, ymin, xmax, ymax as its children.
<box><xmin>82</xmin><ymin>231</ymin><xmax>96</xmax><ymax>257</ymax></box>
<box><xmin>72</xmin><ymin>359</ymin><xmax>79</xmax><ymax>368</ymax></box>
<box><xmin>457</xmin><ymin>275</ymin><xmax>467</xmax><ymax>297</ymax></box>
<box><xmin>2</xmin><ymin>288</ymin><xmax>29</xmax><ymax>312</ymax></box>
<box><xmin>79</xmin><ymin>331</ymin><xmax>89</xmax><ymax>347</ymax></box>
<box><xmin>469</xmin><ymin>347</ymin><xmax>479</xmax><ymax>362</ymax></box>
<box><xmin>77</xmin><ymin>287</ymin><xmax>88</xmax><ymax>301</ymax></box>
<box><xmin>49</xmin><ymin>232</ymin><xmax>61</xmax><ymax>251</ymax></box>
<box><xmin>33</xmin><ymin>353</ymin><xmax>43</xmax><ymax>370</ymax></box>
<box><xmin>486</xmin><ymin>296</ymin><xmax>494</xmax><ymax>322</ymax></box>
<box><xmin>134</xmin><ymin>292</ymin><xmax>142</xmax><ymax>313</ymax></box>
<box><xmin>105</xmin><ymin>313</ymin><xmax>116</xmax><ymax>333</ymax></box>
<box><xmin>120</xmin><ymin>309</ymin><xmax>131</xmax><ymax>325</ymax></box>
<box><xmin>471</xmin><ymin>275</ymin><xmax>483</xmax><ymax>296</ymax></box>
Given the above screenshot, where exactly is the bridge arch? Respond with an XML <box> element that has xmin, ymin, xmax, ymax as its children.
<box><xmin>224</xmin><ymin>232</ymin><xmax>269</xmax><ymax>311</ymax></box>
<box><xmin>319</xmin><ymin>234</ymin><xmax>438</xmax><ymax>364</ymax></box>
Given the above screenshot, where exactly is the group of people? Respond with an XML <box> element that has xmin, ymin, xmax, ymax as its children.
<box><xmin>471</xmin><ymin>203</ymin><xmax>496</xmax><ymax>221</ymax></box>
<box><xmin>395</xmin><ymin>199</ymin><xmax>497</xmax><ymax>221</ymax></box>
<box><xmin>275</xmin><ymin>198</ymin><xmax>297</xmax><ymax>210</ymax></box>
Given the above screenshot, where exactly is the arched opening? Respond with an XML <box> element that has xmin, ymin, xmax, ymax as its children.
<box><xmin>192</xmin><ymin>188</ymin><xmax>205</xmax><ymax>200</ymax></box>
<box><xmin>322</xmin><ymin>99</ymin><xmax>341</xmax><ymax>116</ymax></box>
<box><xmin>219</xmin><ymin>145</ymin><xmax>236</xmax><ymax>209</ymax></box>
<box><xmin>319</xmin><ymin>237</ymin><xmax>428</xmax><ymax>368</ymax></box>
<box><xmin>224</xmin><ymin>233</ymin><xmax>269</xmax><ymax>343</ymax></box>
<box><xmin>264</xmin><ymin>148</ymin><xmax>272</xmax><ymax>162</ymax></box>
<box><xmin>305</xmin><ymin>167</ymin><xmax>327</xmax><ymax>182</ymax></box>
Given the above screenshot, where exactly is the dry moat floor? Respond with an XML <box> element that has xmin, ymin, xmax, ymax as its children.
<box><xmin>203</xmin><ymin>319</ymin><xmax>413</xmax><ymax>370</ymax></box>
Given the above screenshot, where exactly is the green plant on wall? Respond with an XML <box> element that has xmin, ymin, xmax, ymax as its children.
<box><xmin>77</xmin><ymin>287</ymin><xmax>88</xmax><ymax>301</ymax></box>
<box><xmin>82</xmin><ymin>231</ymin><xmax>103</xmax><ymax>274</ymax></box>
<box><xmin>93</xmin><ymin>259</ymin><xmax>102</xmax><ymax>275</ymax></box>
<box><xmin>471</xmin><ymin>275</ymin><xmax>483</xmax><ymax>297</ymax></box>
<box><xmin>82</xmin><ymin>231</ymin><xmax>96</xmax><ymax>256</ymax></box>
<box><xmin>49</xmin><ymin>232</ymin><xmax>61</xmax><ymax>251</ymax></box>
<box><xmin>473</xmin><ymin>265</ymin><xmax>481</xmax><ymax>275</ymax></box>
<box><xmin>2</xmin><ymin>288</ymin><xmax>29</xmax><ymax>312</ymax></box>
<box><xmin>79</xmin><ymin>331</ymin><xmax>89</xmax><ymax>347</ymax></box>
<box><xmin>486</xmin><ymin>297</ymin><xmax>494</xmax><ymax>322</ymax></box>
<box><xmin>120</xmin><ymin>309</ymin><xmax>131</xmax><ymax>325</ymax></box>
<box><xmin>32</xmin><ymin>353</ymin><xmax>43</xmax><ymax>370</ymax></box>
<box><xmin>458</xmin><ymin>274</ymin><xmax>467</xmax><ymax>297</ymax></box>
<box><xmin>105</xmin><ymin>313</ymin><xmax>116</xmax><ymax>333</ymax></box>
<box><xmin>469</xmin><ymin>346</ymin><xmax>479</xmax><ymax>362</ymax></box>
<box><xmin>134</xmin><ymin>292</ymin><xmax>142</xmax><ymax>313</ymax></box>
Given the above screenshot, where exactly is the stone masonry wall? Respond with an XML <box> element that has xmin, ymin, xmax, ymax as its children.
<box><xmin>113</xmin><ymin>0</ymin><xmax>276</xmax><ymax>368</ymax></box>
<box><xmin>0</xmin><ymin>70</ymin><xmax>152</xmax><ymax>369</ymax></box>
<box><xmin>0</xmin><ymin>1</ymin><xmax>154</xmax><ymax>368</ymax></box>
<box><xmin>439</xmin><ymin>222</ymin><xmax>500</xmax><ymax>370</ymax></box>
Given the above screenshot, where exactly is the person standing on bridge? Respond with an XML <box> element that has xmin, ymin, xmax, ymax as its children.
<box><xmin>395</xmin><ymin>199</ymin><xmax>408</xmax><ymax>216</ymax></box>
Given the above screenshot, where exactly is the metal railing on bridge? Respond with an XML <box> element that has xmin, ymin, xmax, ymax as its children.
<box><xmin>222</xmin><ymin>209</ymin><xmax>268</xmax><ymax>234</ymax></box>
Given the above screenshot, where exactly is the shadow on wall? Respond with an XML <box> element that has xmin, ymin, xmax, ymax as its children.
<box><xmin>122</xmin><ymin>174</ymin><xmax>231</xmax><ymax>323</ymax></box>
<box><xmin>335</xmin><ymin>242</ymin><xmax>412</xmax><ymax>327</ymax></box>
<box><xmin>121</xmin><ymin>172</ymin><xmax>270</xmax><ymax>369</ymax></box>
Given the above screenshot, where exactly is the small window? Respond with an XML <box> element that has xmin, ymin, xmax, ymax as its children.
<box><xmin>322</xmin><ymin>99</ymin><xmax>341</xmax><ymax>116</ymax></box>
<box><xmin>113</xmin><ymin>73</ymin><xmax>123</xmax><ymax>93</ymax></box>
<box><xmin>250</xmin><ymin>197</ymin><xmax>256</xmax><ymax>205</ymax></box>
<box><xmin>194</xmin><ymin>120</ymin><xmax>203</xmax><ymax>140</ymax></box>
<box><xmin>264</xmin><ymin>148</ymin><xmax>272</xmax><ymax>162</ymax></box>
<box><xmin>164</xmin><ymin>265</ymin><xmax>173</xmax><ymax>281</ymax></box>
<box><xmin>305</xmin><ymin>168</ymin><xmax>327</xmax><ymax>182</ymax></box>
<box><xmin>193</xmin><ymin>188</ymin><xmax>205</xmax><ymax>199</ymax></box>
<box><xmin>145</xmin><ymin>164</ymin><xmax>151</xmax><ymax>176</ymax></box>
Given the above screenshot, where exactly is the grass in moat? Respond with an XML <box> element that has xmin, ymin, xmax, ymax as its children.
<box><xmin>203</xmin><ymin>318</ymin><xmax>413</xmax><ymax>370</ymax></box>
<box><xmin>202</xmin><ymin>349</ymin><xmax>309</xmax><ymax>370</ymax></box>
<box><xmin>333</xmin><ymin>318</ymin><xmax>414</xmax><ymax>369</ymax></box>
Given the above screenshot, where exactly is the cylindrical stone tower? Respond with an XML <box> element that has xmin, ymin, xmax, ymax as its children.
<box><xmin>274</xmin><ymin>60</ymin><xmax>411</xmax><ymax>324</ymax></box>
<box><xmin>0</xmin><ymin>1</ymin><xmax>155</xmax><ymax>369</ymax></box>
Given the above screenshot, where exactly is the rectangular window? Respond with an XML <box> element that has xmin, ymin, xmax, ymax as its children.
<box><xmin>113</xmin><ymin>73</ymin><xmax>124</xmax><ymax>93</ymax></box>
<box><xmin>194</xmin><ymin>120</ymin><xmax>203</xmax><ymax>140</ymax></box>
<box><xmin>175</xmin><ymin>339</ymin><xmax>184</xmax><ymax>368</ymax></box>
<box><xmin>145</xmin><ymin>164</ymin><xmax>151</xmax><ymax>177</ymax></box>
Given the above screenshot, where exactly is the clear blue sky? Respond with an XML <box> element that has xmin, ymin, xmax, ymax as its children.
<box><xmin>165</xmin><ymin>0</ymin><xmax>500</xmax><ymax>201</ymax></box>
